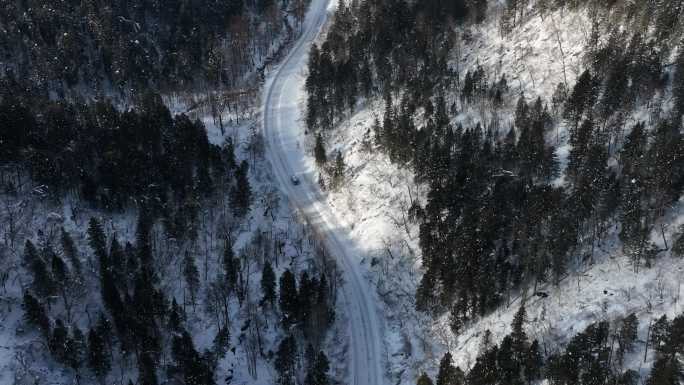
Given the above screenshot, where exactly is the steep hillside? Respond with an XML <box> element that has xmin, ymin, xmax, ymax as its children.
<box><xmin>0</xmin><ymin>0</ymin><xmax>347</xmax><ymax>384</ymax></box>
<box><xmin>301</xmin><ymin>0</ymin><xmax>684</xmax><ymax>383</ymax></box>
<box><xmin>0</xmin><ymin>93</ymin><xmax>342</xmax><ymax>384</ymax></box>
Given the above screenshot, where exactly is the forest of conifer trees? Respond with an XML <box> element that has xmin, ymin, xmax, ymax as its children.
<box><xmin>2</xmin><ymin>0</ymin><xmax>684</xmax><ymax>383</ymax></box>
<box><xmin>304</xmin><ymin>0</ymin><xmax>684</xmax><ymax>383</ymax></box>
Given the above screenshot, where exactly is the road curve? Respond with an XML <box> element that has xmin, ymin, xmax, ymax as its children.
<box><xmin>261</xmin><ymin>0</ymin><xmax>385</xmax><ymax>384</ymax></box>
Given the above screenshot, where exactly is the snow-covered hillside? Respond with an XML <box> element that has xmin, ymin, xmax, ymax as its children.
<box><xmin>0</xmin><ymin>107</ymin><xmax>345</xmax><ymax>384</ymax></box>
<box><xmin>2</xmin><ymin>0</ymin><xmax>683</xmax><ymax>383</ymax></box>
<box><xmin>299</xmin><ymin>0</ymin><xmax>684</xmax><ymax>383</ymax></box>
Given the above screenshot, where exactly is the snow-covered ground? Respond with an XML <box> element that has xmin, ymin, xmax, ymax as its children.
<box><xmin>3</xmin><ymin>1</ymin><xmax>682</xmax><ymax>384</ymax></box>
<box><xmin>458</xmin><ymin>4</ymin><xmax>590</xmax><ymax>102</ymax></box>
<box><xmin>309</xmin><ymin>106</ymin><xmax>436</xmax><ymax>383</ymax></box>
<box><xmin>440</xmin><ymin>228</ymin><xmax>684</xmax><ymax>373</ymax></box>
<box><xmin>0</xmin><ymin>30</ymin><xmax>348</xmax><ymax>385</ymax></box>
<box><xmin>288</xmin><ymin>1</ymin><xmax>684</xmax><ymax>384</ymax></box>
<box><xmin>0</xmin><ymin>127</ymin><xmax>343</xmax><ymax>385</ymax></box>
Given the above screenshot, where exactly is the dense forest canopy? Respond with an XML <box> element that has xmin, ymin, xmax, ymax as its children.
<box><xmin>0</xmin><ymin>0</ymin><xmax>301</xmax><ymax>94</ymax></box>
<box><xmin>1</xmin><ymin>91</ymin><xmax>229</xmax><ymax>210</ymax></box>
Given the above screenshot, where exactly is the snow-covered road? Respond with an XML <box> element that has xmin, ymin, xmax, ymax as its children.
<box><xmin>261</xmin><ymin>0</ymin><xmax>385</xmax><ymax>384</ymax></box>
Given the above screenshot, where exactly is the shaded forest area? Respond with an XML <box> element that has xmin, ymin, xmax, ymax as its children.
<box><xmin>1</xmin><ymin>92</ymin><xmax>233</xmax><ymax>212</ymax></box>
<box><xmin>0</xmin><ymin>0</ymin><xmax>306</xmax><ymax>94</ymax></box>
<box><xmin>0</xmin><ymin>0</ymin><xmax>341</xmax><ymax>382</ymax></box>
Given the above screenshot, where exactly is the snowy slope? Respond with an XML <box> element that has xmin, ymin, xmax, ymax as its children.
<box><xmin>296</xmin><ymin>1</ymin><xmax>684</xmax><ymax>384</ymax></box>
<box><xmin>0</xmin><ymin>69</ymin><xmax>348</xmax><ymax>385</ymax></box>
<box><xmin>458</xmin><ymin>4</ymin><xmax>590</xmax><ymax>101</ymax></box>
<box><xmin>451</xmin><ymin>3</ymin><xmax>590</xmax><ymax>138</ymax></box>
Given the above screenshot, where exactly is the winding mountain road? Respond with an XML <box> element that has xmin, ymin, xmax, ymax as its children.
<box><xmin>261</xmin><ymin>0</ymin><xmax>385</xmax><ymax>384</ymax></box>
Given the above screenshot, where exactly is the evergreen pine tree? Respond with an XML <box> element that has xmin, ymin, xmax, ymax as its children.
<box><xmin>332</xmin><ymin>150</ymin><xmax>345</xmax><ymax>188</ymax></box>
<box><xmin>316</xmin><ymin>274</ymin><xmax>335</xmax><ymax>330</ymax></box>
<box><xmin>50</xmin><ymin>318</ymin><xmax>69</xmax><ymax>363</ymax></box>
<box><xmin>223</xmin><ymin>137</ymin><xmax>238</xmax><ymax>171</ymax></box>
<box><xmin>552</xmin><ymin>82</ymin><xmax>568</xmax><ymax>117</ymax></box>
<box><xmin>275</xmin><ymin>335</ymin><xmax>298</xmax><ymax>385</ymax></box>
<box><xmin>138</xmin><ymin>351</ymin><xmax>159</xmax><ymax>385</ymax></box>
<box><xmin>261</xmin><ymin>261</ymin><xmax>277</xmax><ymax>307</ymax></box>
<box><xmin>600</xmin><ymin>57</ymin><xmax>630</xmax><ymax>120</ymax></box>
<box><xmin>619</xmin><ymin>370</ymin><xmax>640</xmax><ymax>385</ymax></box>
<box><xmin>524</xmin><ymin>339</ymin><xmax>543</xmax><ymax>384</ymax></box>
<box><xmin>51</xmin><ymin>251</ymin><xmax>76</xmax><ymax>320</ymax></box>
<box><xmin>437</xmin><ymin>352</ymin><xmax>462</xmax><ymax>385</ymax></box>
<box><xmin>51</xmin><ymin>252</ymin><xmax>68</xmax><ymax>290</ymax></box>
<box><xmin>515</xmin><ymin>95</ymin><xmax>530</xmax><ymax>130</ymax></box>
<box><xmin>65</xmin><ymin>325</ymin><xmax>86</xmax><ymax>372</ymax></box>
<box><xmin>100</xmin><ymin>268</ymin><xmax>124</xmax><ymax>320</ymax></box>
<box><xmin>28</xmin><ymin>247</ymin><xmax>56</xmax><ymax>300</ymax></box>
<box><xmin>619</xmin><ymin>122</ymin><xmax>650</xmax><ymax>266</ymax></box>
<box><xmin>467</xmin><ymin>346</ymin><xmax>499</xmax><ymax>385</ymax></box>
<box><xmin>88</xmin><ymin>325</ymin><xmax>111</xmax><ymax>379</ymax></box>
<box><xmin>23</xmin><ymin>239</ymin><xmax>39</xmax><ymax>267</ymax></box>
<box><xmin>511</xmin><ymin>302</ymin><xmax>528</xmax><ymax>363</ymax></box>
<box><xmin>298</xmin><ymin>271</ymin><xmax>314</xmax><ymax>325</ymax></box>
<box><xmin>87</xmin><ymin>217</ymin><xmax>107</xmax><ymax>263</ymax></box>
<box><xmin>22</xmin><ymin>291</ymin><xmax>50</xmax><ymax>337</ymax></box>
<box><xmin>472</xmin><ymin>0</ymin><xmax>488</xmax><ymax>23</ymax></box>
<box><xmin>416</xmin><ymin>266</ymin><xmax>437</xmax><ymax>314</ymax></box>
<box><xmin>212</xmin><ymin>326</ymin><xmax>230</xmax><ymax>359</ymax></box>
<box><xmin>135</xmin><ymin>209</ymin><xmax>154</xmax><ymax>275</ymax></box>
<box><xmin>183</xmin><ymin>252</ymin><xmax>200</xmax><ymax>309</ymax></box>
<box><xmin>61</xmin><ymin>227</ymin><xmax>81</xmax><ymax>274</ymax></box>
<box><xmin>668</xmin><ymin>313</ymin><xmax>684</xmax><ymax>356</ymax></box>
<box><xmin>651</xmin><ymin>315</ymin><xmax>671</xmax><ymax>357</ymax></box>
<box><xmin>168</xmin><ymin>298</ymin><xmax>184</xmax><ymax>332</ymax></box>
<box><xmin>223</xmin><ymin>241</ymin><xmax>239</xmax><ymax>294</ymax></box>
<box><xmin>648</xmin><ymin>120</ymin><xmax>683</xmax><ymax>209</ymax></box>
<box><xmin>417</xmin><ymin>372</ymin><xmax>434</xmax><ymax>385</ymax></box>
<box><xmin>109</xmin><ymin>235</ymin><xmax>126</xmax><ymax>284</ymax></box>
<box><xmin>572</xmin><ymin>141</ymin><xmax>608</xmax><ymax>224</ymax></box>
<box><xmin>497</xmin><ymin>335</ymin><xmax>522</xmax><ymax>385</ymax></box>
<box><xmin>671</xmin><ymin>227</ymin><xmax>684</xmax><ymax>257</ymax></box>
<box><xmin>171</xmin><ymin>329</ymin><xmax>216</xmax><ymax>385</ymax></box>
<box><xmin>617</xmin><ymin>313</ymin><xmax>639</xmax><ymax>364</ymax></box>
<box><xmin>305</xmin><ymin>343</ymin><xmax>316</xmax><ymax>372</ymax></box>
<box><xmin>95</xmin><ymin>313</ymin><xmax>112</xmax><ymax>350</ymax></box>
<box><xmin>567</xmin><ymin>118</ymin><xmax>594</xmax><ymax>183</ymax></box>
<box><xmin>315</xmin><ymin>133</ymin><xmax>327</xmax><ymax>166</ymax></box>
<box><xmin>564</xmin><ymin>70</ymin><xmax>597</xmax><ymax>130</ymax></box>
<box><xmin>305</xmin><ymin>351</ymin><xmax>331</xmax><ymax>385</ymax></box>
<box><xmin>230</xmin><ymin>160</ymin><xmax>252</xmax><ymax>217</ymax></box>
<box><xmin>279</xmin><ymin>269</ymin><xmax>299</xmax><ymax>327</ymax></box>
<box><xmin>646</xmin><ymin>355</ymin><xmax>681</xmax><ymax>385</ymax></box>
